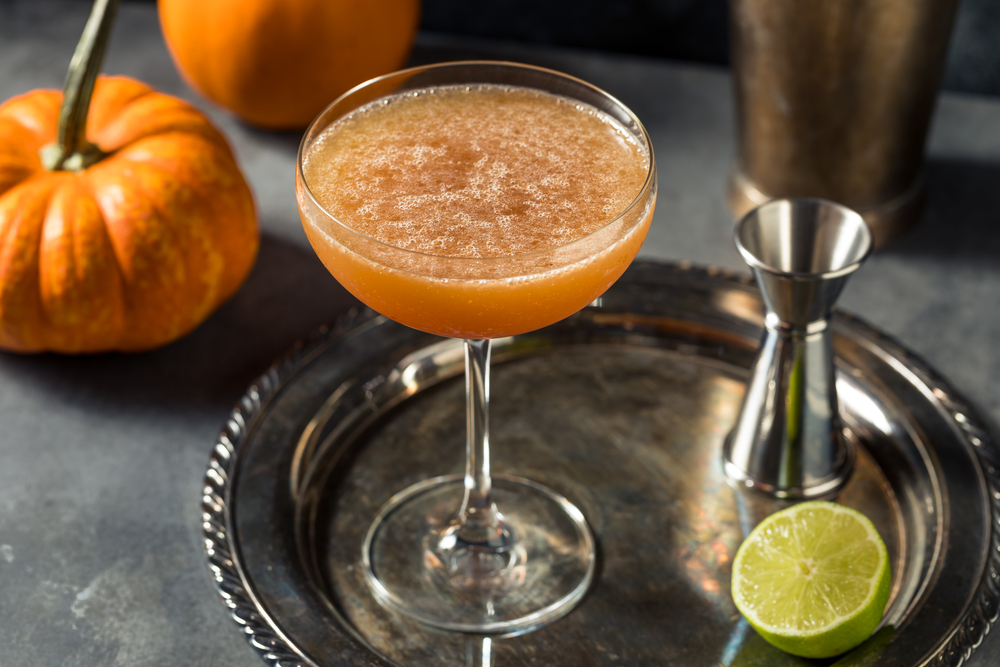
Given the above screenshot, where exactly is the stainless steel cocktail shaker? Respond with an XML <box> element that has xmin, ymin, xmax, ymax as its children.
<box><xmin>728</xmin><ymin>0</ymin><xmax>960</xmax><ymax>249</ymax></box>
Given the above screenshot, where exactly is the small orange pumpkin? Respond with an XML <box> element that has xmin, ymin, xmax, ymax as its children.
<box><xmin>0</xmin><ymin>0</ymin><xmax>257</xmax><ymax>353</ymax></box>
<box><xmin>158</xmin><ymin>0</ymin><xmax>422</xmax><ymax>130</ymax></box>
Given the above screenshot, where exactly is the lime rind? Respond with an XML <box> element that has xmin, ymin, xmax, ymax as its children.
<box><xmin>731</xmin><ymin>501</ymin><xmax>891</xmax><ymax>658</ymax></box>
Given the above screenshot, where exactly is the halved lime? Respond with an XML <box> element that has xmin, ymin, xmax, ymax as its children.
<box><xmin>731</xmin><ymin>501</ymin><xmax>891</xmax><ymax>659</ymax></box>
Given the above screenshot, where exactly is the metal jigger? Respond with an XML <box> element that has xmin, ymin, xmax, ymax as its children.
<box><xmin>723</xmin><ymin>198</ymin><xmax>873</xmax><ymax>498</ymax></box>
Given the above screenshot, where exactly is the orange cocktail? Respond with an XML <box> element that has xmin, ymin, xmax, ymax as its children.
<box><xmin>296</xmin><ymin>62</ymin><xmax>656</xmax><ymax>635</ymax></box>
<box><xmin>298</xmin><ymin>84</ymin><xmax>654</xmax><ymax>339</ymax></box>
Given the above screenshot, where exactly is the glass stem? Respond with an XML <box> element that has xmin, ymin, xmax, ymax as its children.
<box><xmin>458</xmin><ymin>339</ymin><xmax>503</xmax><ymax>544</ymax></box>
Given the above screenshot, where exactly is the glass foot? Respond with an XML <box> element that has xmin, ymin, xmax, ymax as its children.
<box><xmin>362</xmin><ymin>474</ymin><xmax>596</xmax><ymax>635</ymax></box>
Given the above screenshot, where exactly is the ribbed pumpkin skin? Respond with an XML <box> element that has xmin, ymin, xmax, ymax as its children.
<box><xmin>0</xmin><ymin>75</ymin><xmax>258</xmax><ymax>353</ymax></box>
<box><xmin>158</xmin><ymin>0</ymin><xmax>421</xmax><ymax>130</ymax></box>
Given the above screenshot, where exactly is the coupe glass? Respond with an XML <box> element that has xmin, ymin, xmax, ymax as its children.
<box><xmin>296</xmin><ymin>61</ymin><xmax>657</xmax><ymax>634</ymax></box>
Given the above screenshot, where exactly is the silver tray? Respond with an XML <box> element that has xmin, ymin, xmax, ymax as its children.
<box><xmin>202</xmin><ymin>261</ymin><xmax>1000</xmax><ymax>667</ymax></box>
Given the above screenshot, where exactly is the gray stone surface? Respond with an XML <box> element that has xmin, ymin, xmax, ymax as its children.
<box><xmin>0</xmin><ymin>1</ymin><xmax>998</xmax><ymax>665</ymax></box>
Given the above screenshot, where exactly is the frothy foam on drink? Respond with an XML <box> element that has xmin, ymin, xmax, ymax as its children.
<box><xmin>303</xmin><ymin>85</ymin><xmax>649</xmax><ymax>259</ymax></box>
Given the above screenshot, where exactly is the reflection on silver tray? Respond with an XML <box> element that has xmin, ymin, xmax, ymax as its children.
<box><xmin>202</xmin><ymin>261</ymin><xmax>1000</xmax><ymax>667</ymax></box>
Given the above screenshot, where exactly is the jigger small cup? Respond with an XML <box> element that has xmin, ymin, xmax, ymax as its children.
<box><xmin>724</xmin><ymin>198</ymin><xmax>873</xmax><ymax>499</ymax></box>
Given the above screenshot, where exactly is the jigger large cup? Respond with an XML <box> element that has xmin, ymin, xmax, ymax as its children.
<box><xmin>723</xmin><ymin>198</ymin><xmax>873</xmax><ymax>499</ymax></box>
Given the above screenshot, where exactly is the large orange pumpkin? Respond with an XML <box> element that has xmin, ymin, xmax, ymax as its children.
<box><xmin>0</xmin><ymin>75</ymin><xmax>258</xmax><ymax>353</ymax></box>
<box><xmin>158</xmin><ymin>0</ymin><xmax>422</xmax><ymax>130</ymax></box>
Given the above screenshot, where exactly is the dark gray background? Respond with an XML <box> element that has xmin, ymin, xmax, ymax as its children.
<box><xmin>422</xmin><ymin>0</ymin><xmax>1000</xmax><ymax>97</ymax></box>
<box><xmin>67</xmin><ymin>0</ymin><xmax>1000</xmax><ymax>97</ymax></box>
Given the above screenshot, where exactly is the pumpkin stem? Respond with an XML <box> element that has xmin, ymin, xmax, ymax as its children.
<box><xmin>39</xmin><ymin>0</ymin><xmax>121</xmax><ymax>172</ymax></box>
